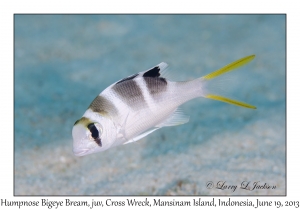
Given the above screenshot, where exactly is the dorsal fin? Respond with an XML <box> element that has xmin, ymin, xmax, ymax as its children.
<box><xmin>143</xmin><ymin>62</ymin><xmax>168</xmax><ymax>77</ymax></box>
<box><xmin>143</xmin><ymin>62</ymin><xmax>169</xmax><ymax>78</ymax></box>
<box><xmin>143</xmin><ymin>66</ymin><xmax>160</xmax><ymax>77</ymax></box>
<box><xmin>114</xmin><ymin>62</ymin><xmax>169</xmax><ymax>85</ymax></box>
<box><xmin>116</xmin><ymin>73</ymin><xmax>138</xmax><ymax>84</ymax></box>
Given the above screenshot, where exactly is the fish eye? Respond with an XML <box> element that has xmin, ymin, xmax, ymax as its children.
<box><xmin>87</xmin><ymin>123</ymin><xmax>103</xmax><ymax>147</ymax></box>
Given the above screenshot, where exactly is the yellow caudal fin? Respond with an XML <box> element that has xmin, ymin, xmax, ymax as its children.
<box><xmin>201</xmin><ymin>55</ymin><xmax>256</xmax><ymax>109</ymax></box>
<box><xmin>203</xmin><ymin>55</ymin><xmax>255</xmax><ymax>80</ymax></box>
<box><xmin>206</xmin><ymin>94</ymin><xmax>256</xmax><ymax>109</ymax></box>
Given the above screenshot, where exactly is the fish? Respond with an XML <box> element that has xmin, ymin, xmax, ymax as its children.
<box><xmin>72</xmin><ymin>55</ymin><xmax>256</xmax><ymax>156</ymax></box>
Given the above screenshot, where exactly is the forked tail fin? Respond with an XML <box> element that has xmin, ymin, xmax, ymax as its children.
<box><xmin>202</xmin><ymin>55</ymin><xmax>256</xmax><ymax>109</ymax></box>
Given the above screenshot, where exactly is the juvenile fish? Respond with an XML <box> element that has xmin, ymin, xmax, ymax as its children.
<box><xmin>72</xmin><ymin>55</ymin><xmax>256</xmax><ymax>156</ymax></box>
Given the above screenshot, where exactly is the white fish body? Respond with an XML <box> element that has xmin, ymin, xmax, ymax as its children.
<box><xmin>72</xmin><ymin>55</ymin><xmax>256</xmax><ymax>156</ymax></box>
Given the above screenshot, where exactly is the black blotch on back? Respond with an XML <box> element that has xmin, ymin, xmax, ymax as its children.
<box><xmin>143</xmin><ymin>66</ymin><xmax>161</xmax><ymax>78</ymax></box>
<box><xmin>87</xmin><ymin>123</ymin><xmax>102</xmax><ymax>147</ymax></box>
<box><xmin>116</xmin><ymin>73</ymin><xmax>138</xmax><ymax>84</ymax></box>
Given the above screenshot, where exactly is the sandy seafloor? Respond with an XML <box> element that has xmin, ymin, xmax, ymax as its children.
<box><xmin>14</xmin><ymin>15</ymin><xmax>285</xmax><ymax>195</ymax></box>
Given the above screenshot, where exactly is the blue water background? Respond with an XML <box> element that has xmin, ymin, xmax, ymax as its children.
<box><xmin>14</xmin><ymin>15</ymin><xmax>285</xmax><ymax>195</ymax></box>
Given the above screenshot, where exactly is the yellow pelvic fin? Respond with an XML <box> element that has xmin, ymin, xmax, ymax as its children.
<box><xmin>206</xmin><ymin>94</ymin><xmax>256</xmax><ymax>109</ymax></box>
<box><xmin>203</xmin><ymin>55</ymin><xmax>255</xmax><ymax>80</ymax></box>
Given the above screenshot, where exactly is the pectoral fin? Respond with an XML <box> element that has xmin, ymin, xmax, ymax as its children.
<box><xmin>156</xmin><ymin>108</ymin><xmax>190</xmax><ymax>127</ymax></box>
